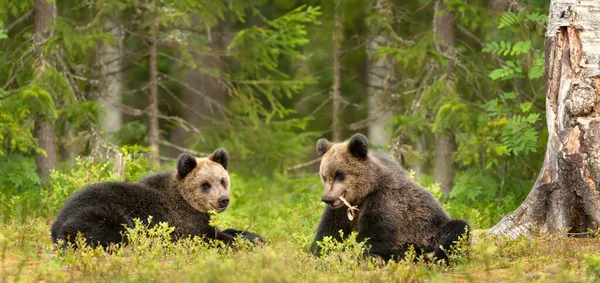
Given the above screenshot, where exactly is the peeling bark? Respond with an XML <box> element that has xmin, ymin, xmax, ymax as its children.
<box><xmin>490</xmin><ymin>0</ymin><xmax>600</xmax><ymax>239</ymax></box>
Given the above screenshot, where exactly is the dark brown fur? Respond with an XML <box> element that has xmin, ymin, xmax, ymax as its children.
<box><xmin>51</xmin><ymin>149</ymin><xmax>263</xmax><ymax>248</ymax></box>
<box><xmin>310</xmin><ymin>134</ymin><xmax>469</xmax><ymax>263</ymax></box>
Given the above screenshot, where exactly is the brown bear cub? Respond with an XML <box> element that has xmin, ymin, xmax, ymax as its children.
<box><xmin>51</xmin><ymin>148</ymin><xmax>263</xmax><ymax>248</ymax></box>
<box><xmin>310</xmin><ymin>134</ymin><xmax>469</xmax><ymax>264</ymax></box>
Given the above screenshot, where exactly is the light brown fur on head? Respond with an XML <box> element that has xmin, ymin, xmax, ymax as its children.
<box><xmin>174</xmin><ymin>149</ymin><xmax>230</xmax><ymax>213</ymax></box>
<box><xmin>317</xmin><ymin>134</ymin><xmax>373</xmax><ymax>208</ymax></box>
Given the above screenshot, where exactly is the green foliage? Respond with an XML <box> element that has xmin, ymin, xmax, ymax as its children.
<box><xmin>498</xmin><ymin>11</ymin><xmax>548</xmax><ymax>29</ymax></box>
<box><xmin>488</xmin><ymin>60</ymin><xmax>523</xmax><ymax>80</ymax></box>
<box><xmin>0</xmin><ymin>146</ymin><xmax>153</xmax><ymax>222</ymax></box>
<box><xmin>112</xmin><ymin>121</ymin><xmax>148</xmax><ymax>146</ymax></box>
<box><xmin>502</xmin><ymin>114</ymin><xmax>539</xmax><ymax>156</ymax></box>
<box><xmin>482</xmin><ymin>40</ymin><xmax>531</xmax><ymax>56</ymax></box>
<box><xmin>0</xmin><ymin>154</ymin><xmax>40</xmax><ymax>197</ymax></box>
<box><xmin>528</xmin><ymin>53</ymin><xmax>545</xmax><ymax>80</ymax></box>
<box><xmin>587</xmin><ymin>255</ymin><xmax>600</xmax><ymax>280</ymax></box>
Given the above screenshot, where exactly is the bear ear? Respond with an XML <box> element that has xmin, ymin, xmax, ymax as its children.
<box><xmin>177</xmin><ymin>153</ymin><xmax>197</xmax><ymax>180</ymax></box>
<box><xmin>347</xmin><ymin>133</ymin><xmax>369</xmax><ymax>160</ymax></box>
<box><xmin>209</xmin><ymin>148</ymin><xmax>229</xmax><ymax>170</ymax></box>
<box><xmin>316</xmin><ymin>138</ymin><xmax>332</xmax><ymax>156</ymax></box>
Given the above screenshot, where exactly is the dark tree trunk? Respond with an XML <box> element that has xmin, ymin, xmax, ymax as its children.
<box><xmin>490</xmin><ymin>0</ymin><xmax>600</xmax><ymax>239</ymax></box>
<box><xmin>433</xmin><ymin>0</ymin><xmax>456</xmax><ymax>194</ymax></box>
<box><xmin>33</xmin><ymin>0</ymin><xmax>57</xmax><ymax>181</ymax></box>
<box><xmin>434</xmin><ymin>135</ymin><xmax>455</xmax><ymax>195</ymax></box>
<box><xmin>167</xmin><ymin>23</ymin><xmax>228</xmax><ymax>157</ymax></box>
<box><xmin>35</xmin><ymin>121</ymin><xmax>56</xmax><ymax>181</ymax></box>
<box><xmin>489</xmin><ymin>0</ymin><xmax>511</xmax><ymax>13</ymax></box>
<box><xmin>331</xmin><ymin>4</ymin><xmax>342</xmax><ymax>142</ymax></box>
<box><xmin>147</xmin><ymin>2</ymin><xmax>160</xmax><ymax>166</ymax></box>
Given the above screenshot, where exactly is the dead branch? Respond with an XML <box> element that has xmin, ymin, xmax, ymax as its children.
<box><xmin>158</xmin><ymin>139</ymin><xmax>209</xmax><ymax>157</ymax></box>
<box><xmin>285</xmin><ymin>157</ymin><xmax>322</xmax><ymax>171</ymax></box>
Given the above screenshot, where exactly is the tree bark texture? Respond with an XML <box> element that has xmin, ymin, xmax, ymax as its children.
<box><xmin>433</xmin><ymin>0</ymin><xmax>456</xmax><ymax>194</ymax></box>
<box><xmin>33</xmin><ymin>0</ymin><xmax>57</xmax><ymax>181</ymax></box>
<box><xmin>167</xmin><ymin>23</ymin><xmax>228</xmax><ymax>157</ymax></box>
<box><xmin>97</xmin><ymin>14</ymin><xmax>124</xmax><ymax>134</ymax></box>
<box><xmin>367</xmin><ymin>0</ymin><xmax>397</xmax><ymax>147</ymax></box>
<box><xmin>490</xmin><ymin>0</ymin><xmax>600</xmax><ymax>239</ymax></box>
<box><xmin>489</xmin><ymin>0</ymin><xmax>511</xmax><ymax>13</ymax></box>
<box><xmin>147</xmin><ymin>4</ymin><xmax>160</xmax><ymax>166</ymax></box>
<box><xmin>331</xmin><ymin>5</ymin><xmax>342</xmax><ymax>142</ymax></box>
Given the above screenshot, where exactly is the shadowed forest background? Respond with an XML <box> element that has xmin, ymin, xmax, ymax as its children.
<box><xmin>1</xmin><ymin>0</ymin><xmax>549</xmax><ymax>228</ymax></box>
<box><xmin>4</xmin><ymin>0</ymin><xmax>600</xmax><ymax>282</ymax></box>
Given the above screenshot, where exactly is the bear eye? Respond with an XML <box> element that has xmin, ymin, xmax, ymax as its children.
<box><xmin>334</xmin><ymin>172</ymin><xmax>345</xmax><ymax>182</ymax></box>
<box><xmin>201</xmin><ymin>182</ymin><xmax>211</xmax><ymax>190</ymax></box>
<box><xmin>220</xmin><ymin>178</ymin><xmax>226</xmax><ymax>187</ymax></box>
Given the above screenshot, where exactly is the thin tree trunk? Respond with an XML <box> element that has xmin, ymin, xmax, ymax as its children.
<box><xmin>489</xmin><ymin>0</ymin><xmax>511</xmax><ymax>13</ymax></box>
<box><xmin>147</xmin><ymin>2</ymin><xmax>160</xmax><ymax>166</ymax></box>
<box><xmin>167</xmin><ymin>23</ymin><xmax>227</xmax><ymax>158</ymax></box>
<box><xmin>434</xmin><ymin>135</ymin><xmax>455</xmax><ymax>194</ymax></box>
<box><xmin>433</xmin><ymin>0</ymin><xmax>456</xmax><ymax>194</ymax></box>
<box><xmin>367</xmin><ymin>0</ymin><xmax>396</xmax><ymax>147</ymax></box>
<box><xmin>97</xmin><ymin>14</ymin><xmax>124</xmax><ymax>134</ymax></box>
<box><xmin>490</xmin><ymin>0</ymin><xmax>600</xmax><ymax>239</ymax></box>
<box><xmin>33</xmin><ymin>0</ymin><xmax>57</xmax><ymax>181</ymax></box>
<box><xmin>331</xmin><ymin>4</ymin><xmax>342</xmax><ymax>142</ymax></box>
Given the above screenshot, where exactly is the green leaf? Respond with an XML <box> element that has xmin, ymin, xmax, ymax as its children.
<box><xmin>528</xmin><ymin>54</ymin><xmax>544</xmax><ymax>80</ymax></box>
<box><xmin>501</xmin><ymin>92</ymin><xmax>517</xmax><ymax>100</ymax></box>
<box><xmin>519</xmin><ymin>102</ymin><xmax>533</xmax><ymax>113</ymax></box>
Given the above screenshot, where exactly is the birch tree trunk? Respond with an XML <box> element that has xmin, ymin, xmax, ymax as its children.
<box><xmin>331</xmin><ymin>5</ymin><xmax>342</xmax><ymax>142</ymax></box>
<box><xmin>367</xmin><ymin>0</ymin><xmax>396</xmax><ymax>147</ymax></box>
<box><xmin>97</xmin><ymin>15</ymin><xmax>124</xmax><ymax>134</ymax></box>
<box><xmin>490</xmin><ymin>0</ymin><xmax>600</xmax><ymax>239</ymax></box>
<box><xmin>33</xmin><ymin>0</ymin><xmax>57</xmax><ymax>181</ymax></box>
<box><xmin>433</xmin><ymin>0</ymin><xmax>456</xmax><ymax>194</ymax></box>
<box><xmin>147</xmin><ymin>2</ymin><xmax>160</xmax><ymax>166</ymax></box>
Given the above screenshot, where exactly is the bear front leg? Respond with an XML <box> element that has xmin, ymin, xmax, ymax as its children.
<box><xmin>222</xmin><ymin>228</ymin><xmax>265</xmax><ymax>244</ymax></box>
<box><xmin>201</xmin><ymin>226</ymin><xmax>237</xmax><ymax>246</ymax></box>
<box><xmin>432</xmin><ymin>219</ymin><xmax>470</xmax><ymax>264</ymax></box>
<box><xmin>310</xmin><ymin>206</ymin><xmax>352</xmax><ymax>256</ymax></box>
<box><xmin>356</xmin><ymin>213</ymin><xmax>428</xmax><ymax>262</ymax></box>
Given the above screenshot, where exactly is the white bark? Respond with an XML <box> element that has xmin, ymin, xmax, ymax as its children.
<box><xmin>97</xmin><ymin>16</ymin><xmax>124</xmax><ymax>134</ymax></box>
<box><xmin>489</xmin><ymin>0</ymin><xmax>600</xmax><ymax>239</ymax></box>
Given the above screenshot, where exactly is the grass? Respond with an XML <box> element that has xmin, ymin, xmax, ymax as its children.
<box><xmin>1</xmin><ymin>172</ymin><xmax>600</xmax><ymax>282</ymax></box>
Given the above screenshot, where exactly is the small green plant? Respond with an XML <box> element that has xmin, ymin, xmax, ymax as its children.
<box><xmin>445</xmin><ymin>226</ymin><xmax>471</xmax><ymax>266</ymax></box>
<box><xmin>586</xmin><ymin>256</ymin><xmax>600</xmax><ymax>280</ymax></box>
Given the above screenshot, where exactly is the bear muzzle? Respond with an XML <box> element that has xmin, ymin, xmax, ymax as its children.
<box><xmin>321</xmin><ymin>190</ymin><xmax>346</xmax><ymax>208</ymax></box>
<box><xmin>217</xmin><ymin>196</ymin><xmax>230</xmax><ymax>211</ymax></box>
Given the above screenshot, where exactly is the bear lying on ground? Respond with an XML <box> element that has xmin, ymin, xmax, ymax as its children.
<box><xmin>310</xmin><ymin>133</ymin><xmax>469</xmax><ymax>264</ymax></box>
<box><xmin>51</xmin><ymin>148</ymin><xmax>263</xmax><ymax>248</ymax></box>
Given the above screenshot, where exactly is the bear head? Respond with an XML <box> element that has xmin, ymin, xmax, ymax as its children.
<box><xmin>316</xmin><ymin>133</ymin><xmax>371</xmax><ymax>209</ymax></box>
<box><xmin>175</xmin><ymin>148</ymin><xmax>231</xmax><ymax>213</ymax></box>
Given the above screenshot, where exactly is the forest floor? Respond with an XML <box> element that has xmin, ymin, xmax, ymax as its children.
<box><xmin>2</xmin><ymin>174</ymin><xmax>600</xmax><ymax>282</ymax></box>
<box><xmin>2</xmin><ymin>219</ymin><xmax>600</xmax><ymax>282</ymax></box>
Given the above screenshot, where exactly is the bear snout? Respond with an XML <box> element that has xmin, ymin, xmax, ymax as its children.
<box><xmin>218</xmin><ymin>196</ymin><xmax>230</xmax><ymax>209</ymax></box>
<box><xmin>321</xmin><ymin>190</ymin><xmax>345</xmax><ymax>208</ymax></box>
<box><xmin>321</xmin><ymin>195</ymin><xmax>334</xmax><ymax>204</ymax></box>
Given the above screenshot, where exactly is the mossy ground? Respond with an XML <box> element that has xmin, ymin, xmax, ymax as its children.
<box><xmin>1</xmin><ymin>174</ymin><xmax>600</xmax><ymax>282</ymax></box>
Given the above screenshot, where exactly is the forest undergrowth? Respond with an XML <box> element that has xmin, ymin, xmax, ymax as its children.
<box><xmin>1</xmin><ymin>151</ymin><xmax>600</xmax><ymax>282</ymax></box>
